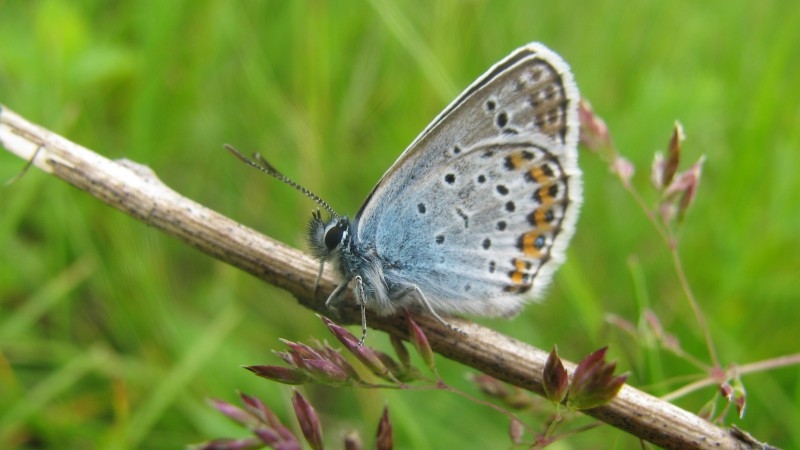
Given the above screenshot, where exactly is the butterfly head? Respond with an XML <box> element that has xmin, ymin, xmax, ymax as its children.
<box><xmin>308</xmin><ymin>210</ymin><xmax>351</xmax><ymax>262</ymax></box>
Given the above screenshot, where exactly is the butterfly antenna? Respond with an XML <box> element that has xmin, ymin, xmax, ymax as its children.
<box><xmin>224</xmin><ymin>144</ymin><xmax>339</xmax><ymax>218</ymax></box>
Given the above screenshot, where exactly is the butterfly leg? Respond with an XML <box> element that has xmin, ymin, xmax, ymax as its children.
<box><xmin>313</xmin><ymin>261</ymin><xmax>325</xmax><ymax>294</ymax></box>
<box><xmin>324</xmin><ymin>279</ymin><xmax>350</xmax><ymax>311</ymax></box>
<box><xmin>353</xmin><ymin>275</ymin><xmax>368</xmax><ymax>346</ymax></box>
<box><xmin>393</xmin><ymin>285</ymin><xmax>463</xmax><ymax>334</ymax></box>
<box><xmin>324</xmin><ymin>277</ymin><xmax>369</xmax><ymax>346</ymax></box>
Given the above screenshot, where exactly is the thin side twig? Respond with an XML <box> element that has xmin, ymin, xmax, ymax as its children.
<box><xmin>0</xmin><ymin>104</ymin><xmax>767</xmax><ymax>450</ymax></box>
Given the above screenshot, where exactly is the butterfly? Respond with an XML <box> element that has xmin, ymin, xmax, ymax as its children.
<box><xmin>228</xmin><ymin>42</ymin><xmax>581</xmax><ymax>344</ymax></box>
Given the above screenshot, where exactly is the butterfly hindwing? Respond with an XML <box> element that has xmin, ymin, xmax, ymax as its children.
<box><xmin>353</xmin><ymin>43</ymin><xmax>581</xmax><ymax>317</ymax></box>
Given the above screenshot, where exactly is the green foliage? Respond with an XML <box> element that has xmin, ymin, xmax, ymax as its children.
<box><xmin>1</xmin><ymin>1</ymin><xmax>798</xmax><ymax>448</ymax></box>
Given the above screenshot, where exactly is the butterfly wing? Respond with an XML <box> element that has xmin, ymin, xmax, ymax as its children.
<box><xmin>355</xmin><ymin>43</ymin><xmax>581</xmax><ymax>317</ymax></box>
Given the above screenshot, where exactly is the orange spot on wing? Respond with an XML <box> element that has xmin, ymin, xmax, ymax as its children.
<box><xmin>529</xmin><ymin>207</ymin><xmax>554</xmax><ymax>229</ymax></box>
<box><xmin>510</xmin><ymin>270</ymin><xmax>526</xmax><ymax>284</ymax></box>
<box><xmin>507</xmin><ymin>258</ymin><xmax>533</xmax><ymax>293</ymax></box>
<box><xmin>538</xmin><ymin>185</ymin><xmax>554</xmax><ymax>203</ymax></box>
<box><xmin>528</xmin><ymin>166</ymin><xmax>547</xmax><ymax>183</ymax></box>
<box><xmin>508</xmin><ymin>152</ymin><xmax>525</xmax><ymax>170</ymax></box>
<box><xmin>520</xmin><ymin>231</ymin><xmax>543</xmax><ymax>257</ymax></box>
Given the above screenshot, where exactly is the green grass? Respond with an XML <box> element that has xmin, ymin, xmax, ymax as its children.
<box><xmin>2</xmin><ymin>1</ymin><xmax>799</xmax><ymax>448</ymax></box>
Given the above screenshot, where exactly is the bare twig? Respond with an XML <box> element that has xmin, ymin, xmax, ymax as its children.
<box><xmin>0</xmin><ymin>104</ymin><xmax>768</xmax><ymax>449</ymax></box>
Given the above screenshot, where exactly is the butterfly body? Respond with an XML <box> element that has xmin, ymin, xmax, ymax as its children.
<box><xmin>306</xmin><ymin>43</ymin><xmax>581</xmax><ymax>324</ymax></box>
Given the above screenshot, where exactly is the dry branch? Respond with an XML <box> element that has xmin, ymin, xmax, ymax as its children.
<box><xmin>0</xmin><ymin>104</ymin><xmax>767</xmax><ymax>449</ymax></box>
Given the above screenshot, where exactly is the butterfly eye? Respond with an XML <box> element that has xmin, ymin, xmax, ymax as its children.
<box><xmin>324</xmin><ymin>219</ymin><xmax>348</xmax><ymax>250</ymax></box>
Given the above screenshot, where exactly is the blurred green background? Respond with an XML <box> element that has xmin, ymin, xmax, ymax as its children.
<box><xmin>1</xmin><ymin>1</ymin><xmax>798</xmax><ymax>448</ymax></box>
